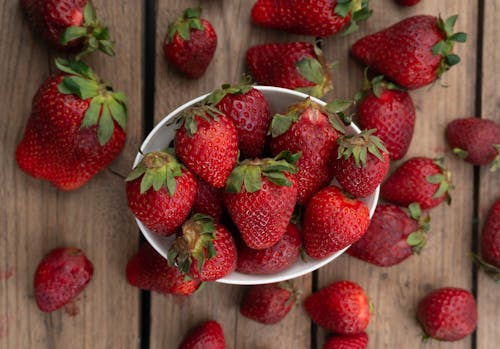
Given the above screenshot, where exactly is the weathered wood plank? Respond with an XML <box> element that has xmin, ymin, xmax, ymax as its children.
<box><xmin>317</xmin><ymin>1</ymin><xmax>478</xmax><ymax>348</ymax></box>
<box><xmin>0</xmin><ymin>1</ymin><xmax>142</xmax><ymax>348</ymax></box>
<box><xmin>477</xmin><ymin>1</ymin><xmax>500</xmax><ymax>348</ymax></box>
<box><xmin>150</xmin><ymin>1</ymin><xmax>311</xmax><ymax>348</ymax></box>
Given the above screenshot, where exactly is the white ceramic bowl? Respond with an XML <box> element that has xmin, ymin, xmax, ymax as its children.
<box><xmin>133</xmin><ymin>86</ymin><xmax>379</xmax><ymax>285</ymax></box>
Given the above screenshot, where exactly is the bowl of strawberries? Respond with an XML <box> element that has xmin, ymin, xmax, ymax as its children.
<box><xmin>126</xmin><ymin>85</ymin><xmax>383</xmax><ymax>285</ymax></box>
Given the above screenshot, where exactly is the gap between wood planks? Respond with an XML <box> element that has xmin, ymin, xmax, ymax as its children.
<box><xmin>471</xmin><ymin>1</ymin><xmax>485</xmax><ymax>349</ymax></box>
<box><xmin>140</xmin><ymin>0</ymin><xmax>157</xmax><ymax>348</ymax></box>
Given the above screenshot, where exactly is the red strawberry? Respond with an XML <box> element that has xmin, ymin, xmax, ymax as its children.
<box><xmin>179</xmin><ymin>320</ymin><xmax>226</xmax><ymax>349</ymax></box>
<box><xmin>20</xmin><ymin>0</ymin><xmax>114</xmax><ymax>56</ymax></box>
<box><xmin>237</xmin><ymin>224</ymin><xmax>302</xmax><ymax>275</ymax></box>
<box><xmin>205</xmin><ymin>83</ymin><xmax>271</xmax><ymax>159</ymax></box>
<box><xmin>34</xmin><ymin>247</ymin><xmax>93</xmax><ymax>312</ymax></box>
<box><xmin>223</xmin><ymin>152</ymin><xmax>299</xmax><ymax>250</ymax></box>
<box><xmin>303</xmin><ymin>185</ymin><xmax>370</xmax><ymax>259</ymax></box>
<box><xmin>246</xmin><ymin>42</ymin><xmax>333</xmax><ymax>98</ymax></box>
<box><xmin>193</xmin><ymin>177</ymin><xmax>224</xmax><ymax>221</ymax></box>
<box><xmin>269</xmin><ymin>98</ymin><xmax>344</xmax><ymax>205</ymax></box>
<box><xmin>333</xmin><ymin>129</ymin><xmax>390</xmax><ymax>198</ymax></box>
<box><xmin>381</xmin><ymin>157</ymin><xmax>453</xmax><ymax>209</ymax></box>
<box><xmin>126</xmin><ymin>151</ymin><xmax>197</xmax><ymax>236</ymax></box>
<box><xmin>240</xmin><ymin>282</ymin><xmax>299</xmax><ymax>324</ymax></box>
<box><xmin>126</xmin><ymin>243</ymin><xmax>200</xmax><ymax>296</ymax></box>
<box><xmin>417</xmin><ymin>287</ymin><xmax>477</xmax><ymax>341</ymax></box>
<box><xmin>473</xmin><ymin>198</ymin><xmax>500</xmax><ymax>282</ymax></box>
<box><xmin>348</xmin><ymin>203</ymin><xmax>430</xmax><ymax>266</ymax></box>
<box><xmin>251</xmin><ymin>0</ymin><xmax>372</xmax><ymax>37</ymax></box>
<box><xmin>305</xmin><ymin>280</ymin><xmax>371</xmax><ymax>334</ymax></box>
<box><xmin>351</xmin><ymin>15</ymin><xmax>467</xmax><ymax>89</ymax></box>
<box><xmin>163</xmin><ymin>8</ymin><xmax>217</xmax><ymax>79</ymax></box>
<box><xmin>324</xmin><ymin>333</ymin><xmax>368</xmax><ymax>349</ymax></box>
<box><xmin>396</xmin><ymin>0</ymin><xmax>421</xmax><ymax>6</ymax></box>
<box><xmin>446</xmin><ymin>117</ymin><xmax>500</xmax><ymax>170</ymax></box>
<box><xmin>168</xmin><ymin>214</ymin><xmax>237</xmax><ymax>281</ymax></box>
<box><xmin>357</xmin><ymin>75</ymin><xmax>416</xmax><ymax>160</ymax></box>
<box><xmin>16</xmin><ymin>59</ymin><xmax>126</xmax><ymax>190</ymax></box>
<box><xmin>175</xmin><ymin>104</ymin><xmax>238</xmax><ymax>188</ymax></box>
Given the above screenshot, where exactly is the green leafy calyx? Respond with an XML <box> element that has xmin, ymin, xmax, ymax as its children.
<box><xmin>177</xmin><ymin>104</ymin><xmax>224</xmax><ymax>137</ymax></box>
<box><xmin>490</xmin><ymin>144</ymin><xmax>500</xmax><ymax>172</ymax></box>
<box><xmin>60</xmin><ymin>2</ymin><xmax>114</xmax><ymax>58</ymax></box>
<box><xmin>203</xmin><ymin>82</ymin><xmax>253</xmax><ymax>106</ymax></box>
<box><xmin>426</xmin><ymin>158</ymin><xmax>453</xmax><ymax>204</ymax></box>
<box><xmin>166</xmin><ymin>7</ymin><xmax>205</xmax><ymax>43</ymax></box>
<box><xmin>433</xmin><ymin>15</ymin><xmax>467</xmax><ymax>78</ymax></box>
<box><xmin>406</xmin><ymin>203</ymin><xmax>431</xmax><ymax>254</ymax></box>
<box><xmin>125</xmin><ymin>150</ymin><xmax>184</xmax><ymax>195</ymax></box>
<box><xmin>167</xmin><ymin>214</ymin><xmax>217</xmax><ymax>275</ymax></box>
<box><xmin>471</xmin><ymin>254</ymin><xmax>500</xmax><ymax>283</ymax></box>
<box><xmin>337</xmin><ymin>129</ymin><xmax>388</xmax><ymax>168</ymax></box>
<box><xmin>270</xmin><ymin>98</ymin><xmax>347</xmax><ymax>138</ymax></box>
<box><xmin>55</xmin><ymin>58</ymin><xmax>127</xmax><ymax>146</ymax></box>
<box><xmin>225</xmin><ymin>151</ymin><xmax>300</xmax><ymax>194</ymax></box>
<box><xmin>294</xmin><ymin>40</ymin><xmax>334</xmax><ymax>98</ymax></box>
<box><xmin>335</xmin><ymin>0</ymin><xmax>372</xmax><ymax>36</ymax></box>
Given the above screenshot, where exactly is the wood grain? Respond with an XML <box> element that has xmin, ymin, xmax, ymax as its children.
<box><xmin>477</xmin><ymin>1</ymin><xmax>500</xmax><ymax>348</ymax></box>
<box><xmin>317</xmin><ymin>1</ymin><xmax>478</xmax><ymax>348</ymax></box>
<box><xmin>0</xmin><ymin>1</ymin><xmax>142</xmax><ymax>348</ymax></box>
<box><xmin>150</xmin><ymin>1</ymin><xmax>311</xmax><ymax>348</ymax></box>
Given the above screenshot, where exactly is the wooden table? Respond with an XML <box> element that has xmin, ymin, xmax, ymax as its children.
<box><xmin>1</xmin><ymin>1</ymin><xmax>498</xmax><ymax>348</ymax></box>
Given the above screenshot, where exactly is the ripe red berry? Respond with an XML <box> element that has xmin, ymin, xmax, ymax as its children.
<box><xmin>179</xmin><ymin>320</ymin><xmax>226</xmax><ymax>349</ymax></box>
<box><xmin>237</xmin><ymin>224</ymin><xmax>302</xmax><ymax>275</ymax></box>
<box><xmin>305</xmin><ymin>280</ymin><xmax>371</xmax><ymax>334</ymax></box>
<box><xmin>446</xmin><ymin>117</ymin><xmax>500</xmax><ymax>169</ymax></box>
<box><xmin>303</xmin><ymin>186</ymin><xmax>370</xmax><ymax>259</ymax></box>
<box><xmin>240</xmin><ymin>283</ymin><xmax>298</xmax><ymax>324</ymax></box>
<box><xmin>417</xmin><ymin>287</ymin><xmax>477</xmax><ymax>341</ymax></box>
<box><xmin>163</xmin><ymin>8</ymin><xmax>217</xmax><ymax>78</ymax></box>
<box><xmin>126</xmin><ymin>243</ymin><xmax>200</xmax><ymax>296</ymax></box>
<box><xmin>34</xmin><ymin>247</ymin><xmax>93</xmax><ymax>312</ymax></box>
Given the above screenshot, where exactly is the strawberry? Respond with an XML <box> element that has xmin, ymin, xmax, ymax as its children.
<box><xmin>236</xmin><ymin>224</ymin><xmax>302</xmax><ymax>275</ymax></box>
<box><xmin>305</xmin><ymin>280</ymin><xmax>371</xmax><ymax>334</ymax></box>
<box><xmin>333</xmin><ymin>129</ymin><xmax>389</xmax><ymax>198</ymax></box>
<box><xmin>16</xmin><ymin>59</ymin><xmax>126</xmax><ymax>190</ymax></box>
<box><xmin>396</xmin><ymin>0</ymin><xmax>421</xmax><ymax>6</ymax></box>
<box><xmin>205</xmin><ymin>83</ymin><xmax>271</xmax><ymax>159</ymax></box>
<box><xmin>446</xmin><ymin>117</ymin><xmax>500</xmax><ymax>170</ymax></box>
<box><xmin>268</xmin><ymin>98</ymin><xmax>345</xmax><ymax>205</ymax></box>
<box><xmin>162</xmin><ymin>8</ymin><xmax>217</xmax><ymax>79</ymax></box>
<box><xmin>381</xmin><ymin>157</ymin><xmax>452</xmax><ymax>209</ymax></box>
<box><xmin>303</xmin><ymin>185</ymin><xmax>370</xmax><ymax>259</ymax></box>
<box><xmin>168</xmin><ymin>214</ymin><xmax>237</xmax><ymax>281</ymax></box>
<box><xmin>246</xmin><ymin>42</ymin><xmax>334</xmax><ymax>98</ymax></box>
<box><xmin>126</xmin><ymin>150</ymin><xmax>197</xmax><ymax>236</ymax></box>
<box><xmin>251</xmin><ymin>0</ymin><xmax>372</xmax><ymax>37</ymax></box>
<box><xmin>126</xmin><ymin>243</ymin><xmax>200</xmax><ymax>296</ymax></box>
<box><xmin>240</xmin><ymin>282</ymin><xmax>299</xmax><ymax>324</ymax></box>
<box><xmin>193</xmin><ymin>177</ymin><xmax>224</xmax><ymax>221</ymax></box>
<box><xmin>223</xmin><ymin>151</ymin><xmax>299</xmax><ymax>250</ymax></box>
<box><xmin>357</xmin><ymin>75</ymin><xmax>416</xmax><ymax>160</ymax></box>
<box><xmin>351</xmin><ymin>15</ymin><xmax>467</xmax><ymax>89</ymax></box>
<box><xmin>324</xmin><ymin>333</ymin><xmax>368</xmax><ymax>349</ymax></box>
<box><xmin>20</xmin><ymin>1</ymin><xmax>114</xmax><ymax>56</ymax></box>
<box><xmin>417</xmin><ymin>287</ymin><xmax>477</xmax><ymax>341</ymax></box>
<box><xmin>348</xmin><ymin>203</ymin><xmax>430</xmax><ymax>266</ymax></box>
<box><xmin>175</xmin><ymin>104</ymin><xmax>238</xmax><ymax>188</ymax></box>
<box><xmin>473</xmin><ymin>198</ymin><xmax>500</xmax><ymax>282</ymax></box>
<box><xmin>34</xmin><ymin>247</ymin><xmax>93</xmax><ymax>312</ymax></box>
<box><xmin>179</xmin><ymin>320</ymin><xmax>226</xmax><ymax>349</ymax></box>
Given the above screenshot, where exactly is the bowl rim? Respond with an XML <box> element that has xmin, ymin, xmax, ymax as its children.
<box><xmin>133</xmin><ymin>85</ymin><xmax>379</xmax><ymax>285</ymax></box>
